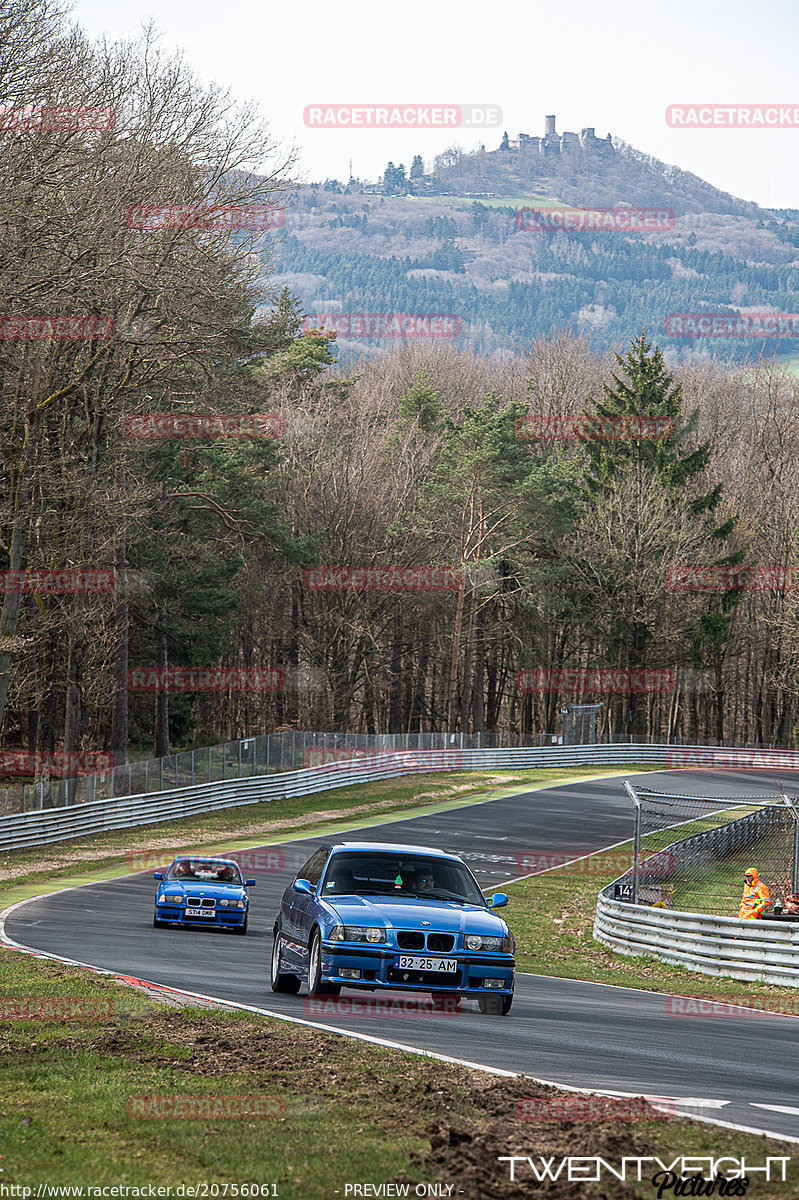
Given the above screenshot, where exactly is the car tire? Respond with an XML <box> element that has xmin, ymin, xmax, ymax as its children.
<box><xmin>270</xmin><ymin>931</ymin><xmax>301</xmax><ymax>994</ymax></box>
<box><xmin>307</xmin><ymin>929</ymin><xmax>341</xmax><ymax>997</ymax></box>
<box><xmin>478</xmin><ymin>993</ymin><xmax>513</xmax><ymax>1015</ymax></box>
<box><xmin>234</xmin><ymin>914</ymin><xmax>248</xmax><ymax>936</ymax></box>
<box><xmin>153</xmin><ymin>909</ymin><xmax>162</xmax><ymax>928</ymax></box>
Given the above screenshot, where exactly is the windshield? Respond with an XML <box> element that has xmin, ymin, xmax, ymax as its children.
<box><xmin>166</xmin><ymin>859</ymin><xmax>243</xmax><ymax>885</ymax></box>
<box><xmin>320</xmin><ymin>852</ymin><xmax>485</xmax><ymax>906</ymax></box>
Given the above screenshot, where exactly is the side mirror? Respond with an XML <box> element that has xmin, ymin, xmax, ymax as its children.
<box><xmin>153</xmin><ymin>872</ymin><xmax>163</xmax><ymax>880</ymax></box>
<box><xmin>489</xmin><ymin>893</ymin><xmax>509</xmax><ymax>908</ymax></box>
<box><xmin>293</xmin><ymin>878</ymin><xmax>313</xmax><ymax>895</ymax></box>
<box><xmin>245</xmin><ymin>879</ymin><xmax>256</xmax><ymax>887</ymax></box>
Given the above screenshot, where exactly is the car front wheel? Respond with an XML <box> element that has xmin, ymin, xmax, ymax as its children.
<box><xmin>270</xmin><ymin>931</ymin><xmax>301</xmax><ymax>994</ymax></box>
<box><xmin>478</xmin><ymin>993</ymin><xmax>513</xmax><ymax>1015</ymax></box>
<box><xmin>307</xmin><ymin>929</ymin><xmax>341</xmax><ymax>997</ymax></box>
<box><xmin>234</xmin><ymin>914</ymin><xmax>248</xmax><ymax>936</ymax></box>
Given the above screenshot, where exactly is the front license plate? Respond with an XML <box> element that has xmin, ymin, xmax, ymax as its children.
<box><xmin>185</xmin><ymin>908</ymin><xmax>215</xmax><ymax>917</ymax></box>
<box><xmin>395</xmin><ymin>955</ymin><xmax>457</xmax><ymax>973</ymax></box>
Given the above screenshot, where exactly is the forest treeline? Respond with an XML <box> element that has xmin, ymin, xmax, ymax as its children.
<box><xmin>2</xmin><ymin>1</ymin><xmax>799</xmax><ymax>783</ymax></box>
<box><xmin>278</xmin><ymin>190</ymin><xmax>799</xmax><ymax>362</ymax></box>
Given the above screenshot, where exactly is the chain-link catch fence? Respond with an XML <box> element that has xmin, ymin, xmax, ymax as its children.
<box><xmin>618</xmin><ymin>781</ymin><xmax>799</xmax><ymax>916</ymax></box>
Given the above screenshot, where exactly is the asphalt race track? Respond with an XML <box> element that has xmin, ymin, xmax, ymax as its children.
<box><xmin>5</xmin><ymin>769</ymin><xmax>799</xmax><ymax>1142</ymax></box>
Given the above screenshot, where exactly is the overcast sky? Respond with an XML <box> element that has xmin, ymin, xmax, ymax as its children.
<box><xmin>73</xmin><ymin>0</ymin><xmax>799</xmax><ymax>208</ymax></box>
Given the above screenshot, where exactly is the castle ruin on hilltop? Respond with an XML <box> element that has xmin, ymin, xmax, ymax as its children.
<box><xmin>499</xmin><ymin>114</ymin><xmax>614</xmax><ymax>156</ymax></box>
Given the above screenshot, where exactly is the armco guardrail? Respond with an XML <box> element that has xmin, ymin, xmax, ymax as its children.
<box><xmin>596</xmin><ymin>793</ymin><xmax>799</xmax><ymax>986</ymax></box>
<box><xmin>2</xmin><ymin>740</ymin><xmax>799</xmax><ymax>854</ymax></box>
<box><xmin>594</xmin><ymin>889</ymin><xmax>799</xmax><ymax>987</ymax></box>
<box><xmin>0</xmin><ymin>741</ymin><xmax>681</xmax><ymax>853</ymax></box>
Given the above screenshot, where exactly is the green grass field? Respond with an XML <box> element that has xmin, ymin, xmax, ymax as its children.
<box><xmin>1</xmin><ymin>926</ymin><xmax>796</xmax><ymax>1197</ymax></box>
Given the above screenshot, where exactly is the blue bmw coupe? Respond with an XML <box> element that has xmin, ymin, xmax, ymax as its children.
<box><xmin>153</xmin><ymin>856</ymin><xmax>255</xmax><ymax>934</ymax></box>
<box><xmin>271</xmin><ymin>841</ymin><xmax>515</xmax><ymax>1014</ymax></box>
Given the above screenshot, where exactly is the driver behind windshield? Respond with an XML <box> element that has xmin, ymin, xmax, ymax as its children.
<box><xmin>413</xmin><ymin>867</ymin><xmax>435</xmax><ymax>893</ymax></box>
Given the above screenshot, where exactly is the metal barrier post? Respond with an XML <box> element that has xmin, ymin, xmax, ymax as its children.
<box><xmin>624</xmin><ymin>780</ymin><xmax>641</xmax><ymax>904</ymax></box>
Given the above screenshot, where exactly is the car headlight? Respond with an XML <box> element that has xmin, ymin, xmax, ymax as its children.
<box><xmin>465</xmin><ymin>935</ymin><xmax>505</xmax><ymax>951</ymax></box>
<box><xmin>343</xmin><ymin>926</ymin><xmax>386</xmax><ymax>943</ymax></box>
<box><xmin>219</xmin><ymin>899</ymin><xmax>229</xmax><ymax>907</ymax></box>
<box><xmin>328</xmin><ymin>924</ymin><xmax>345</xmax><ymax>941</ymax></box>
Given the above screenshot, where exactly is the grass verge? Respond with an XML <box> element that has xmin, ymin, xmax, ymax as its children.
<box><xmin>0</xmin><ymin>949</ymin><xmax>796</xmax><ymax>1198</ymax></box>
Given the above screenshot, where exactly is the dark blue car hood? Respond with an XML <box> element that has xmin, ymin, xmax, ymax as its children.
<box><xmin>324</xmin><ymin>894</ymin><xmax>506</xmax><ymax>936</ymax></box>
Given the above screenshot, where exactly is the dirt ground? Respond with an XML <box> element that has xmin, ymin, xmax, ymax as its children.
<box><xmin>82</xmin><ymin>1005</ymin><xmax>672</xmax><ymax>1199</ymax></box>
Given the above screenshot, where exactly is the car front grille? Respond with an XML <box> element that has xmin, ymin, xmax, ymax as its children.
<box><xmin>187</xmin><ymin>897</ymin><xmax>215</xmax><ymax>908</ymax></box>
<box><xmin>396</xmin><ymin>931</ymin><xmax>456</xmax><ymax>952</ymax></box>
<box><xmin>396</xmin><ymin>931</ymin><xmax>425</xmax><ymax>950</ymax></box>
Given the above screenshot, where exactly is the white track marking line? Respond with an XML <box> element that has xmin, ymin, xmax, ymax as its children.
<box><xmin>2</xmin><ymin>902</ymin><xmax>798</xmax><ymax>1144</ymax></box>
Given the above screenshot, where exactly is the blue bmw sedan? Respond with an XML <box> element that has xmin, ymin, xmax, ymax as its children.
<box><xmin>153</xmin><ymin>857</ymin><xmax>255</xmax><ymax>934</ymax></box>
<box><xmin>271</xmin><ymin>841</ymin><xmax>515</xmax><ymax>1014</ymax></box>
